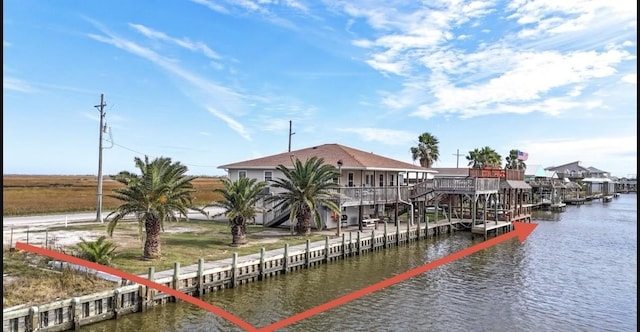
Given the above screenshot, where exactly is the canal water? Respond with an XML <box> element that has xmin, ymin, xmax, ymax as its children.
<box><xmin>83</xmin><ymin>194</ymin><xmax>637</xmax><ymax>332</ymax></box>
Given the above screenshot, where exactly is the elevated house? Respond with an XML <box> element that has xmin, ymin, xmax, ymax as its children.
<box><xmin>430</xmin><ymin>166</ymin><xmax>532</xmax><ymax>239</ymax></box>
<box><xmin>616</xmin><ymin>177</ymin><xmax>637</xmax><ymax>193</ymax></box>
<box><xmin>218</xmin><ymin>143</ymin><xmax>435</xmax><ymax>230</ymax></box>
<box><xmin>546</xmin><ymin>161</ymin><xmax>590</xmax><ymax>181</ymax></box>
<box><xmin>219</xmin><ymin>144</ymin><xmax>531</xmax><ymax>239</ymax></box>
<box><xmin>546</xmin><ymin>161</ymin><xmax>615</xmax><ymax>201</ymax></box>
<box><xmin>583</xmin><ymin>166</ymin><xmax>616</xmax><ymax>201</ymax></box>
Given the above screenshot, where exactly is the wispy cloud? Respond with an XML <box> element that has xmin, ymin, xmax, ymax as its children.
<box><xmin>189</xmin><ymin>0</ymin><xmax>229</xmax><ymax>14</ymax></box>
<box><xmin>85</xmin><ymin>18</ymin><xmax>251</xmax><ymax>140</ymax></box>
<box><xmin>191</xmin><ymin>0</ymin><xmax>308</xmax><ymax>30</ymax></box>
<box><xmin>129</xmin><ymin>23</ymin><xmax>222</xmax><ymax>60</ymax></box>
<box><xmin>338</xmin><ymin>127</ymin><xmax>416</xmax><ymax>146</ymax></box>
<box><xmin>3</xmin><ymin>76</ymin><xmax>36</xmax><ymax>92</ymax></box>
<box><xmin>205</xmin><ymin>106</ymin><xmax>251</xmax><ymax>140</ymax></box>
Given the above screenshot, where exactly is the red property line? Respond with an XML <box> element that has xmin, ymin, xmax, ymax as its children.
<box><xmin>258</xmin><ymin>221</ymin><xmax>537</xmax><ymax>331</ymax></box>
<box><xmin>14</xmin><ymin>242</ymin><xmax>258</xmax><ymax>332</ymax></box>
<box><xmin>15</xmin><ymin>222</ymin><xmax>536</xmax><ymax>332</ymax></box>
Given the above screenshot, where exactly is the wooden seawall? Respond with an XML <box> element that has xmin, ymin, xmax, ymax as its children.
<box><xmin>3</xmin><ymin>220</ymin><xmax>466</xmax><ymax>332</ymax></box>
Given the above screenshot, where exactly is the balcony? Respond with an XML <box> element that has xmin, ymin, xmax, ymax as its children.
<box><xmin>337</xmin><ymin>186</ymin><xmax>411</xmax><ymax>206</ymax></box>
<box><xmin>468</xmin><ymin>167</ymin><xmax>524</xmax><ymax>180</ymax></box>
<box><xmin>432</xmin><ymin>177</ymin><xmax>500</xmax><ymax>194</ymax></box>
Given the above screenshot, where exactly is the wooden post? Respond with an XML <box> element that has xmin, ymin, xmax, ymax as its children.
<box><xmin>305</xmin><ymin>239</ymin><xmax>311</xmax><ymax>268</ymax></box>
<box><xmin>357</xmin><ymin>231</ymin><xmax>361</xmax><ymax>255</ymax></box>
<box><xmin>371</xmin><ymin>230</ymin><xmax>375</xmax><ymax>250</ymax></box>
<box><xmin>416</xmin><ymin>220</ymin><xmax>421</xmax><ymax>241</ymax></box>
<box><xmin>324</xmin><ymin>237</ymin><xmax>330</xmax><ymax>262</ymax></box>
<box><xmin>197</xmin><ymin>258</ymin><xmax>204</xmax><ymax>296</ymax></box>
<box><xmin>146</xmin><ymin>267</ymin><xmax>155</xmax><ymax>310</ymax></box>
<box><xmin>28</xmin><ymin>306</ymin><xmax>38</xmax><ymax>331</ymax></box>
<box><xmin>72</xmin><ymin>297</ymin><xmax>81</xmax><ymax>329</ymax></box>
<box><xmin>259</xmin><ymin>248</ymin><xmax>266</xmax><ymax>280</ymax></box>
<box><xmin>406</xmin><ymin>218</ymin><xmax>411</xmax><ymax>243</ymax></box>
<box><xmin>283</xmin><ymin>244</ymin><xmax>289</xmax><ymax>274</ymax></box>
<box><xmin>396</xmin><ymin>221</ymin><xmax>400</xmax><ymax>246</ymax></box>
<box><xmin>113</xmin><ymin>290</ymin><xmax>121</xmax><ymax>319</ymax></box>
<box><xmin>172</xmin><ymin>262</ymin><xmax>181</xmax><ymax>302</ymax></box>
<box><xmin>383</xmin><ymin>221</ymin><xmax>388</xmax><ymax>248</ymax></box>
<box><xmin>348</xmin><ymin>232</ymin><xmax>353</xmax><ymax>256</ymax></box>
<box><xmin>231</xmin><ymin>253</ymin><xmax>238</xmax><ymax>286</ymax></box>
<box><xmin>341</xmin><ymin>234</ymin><xmax>346</xmax><ymax>259</ymax></box>
<box><xmin>138</xmin><ymin>284</ymin><xmax>147</xmax><ymax>312</ymax></box>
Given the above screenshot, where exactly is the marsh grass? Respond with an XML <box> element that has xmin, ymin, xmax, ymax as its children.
<box><xmin>3</xmin><ymin>175</ymin><xmax>224</xmax><ymax>216</ymax></box>
<box><xmin>3</xmin><ymin>250</ymin><xmax>119</xmax><ymax>307</ymax></box>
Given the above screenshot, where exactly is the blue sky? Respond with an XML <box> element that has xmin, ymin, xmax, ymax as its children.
<box><xmin>4</xmin><ymin>0</ymin><xmax>637</xmax><ymax>178</ymax></box>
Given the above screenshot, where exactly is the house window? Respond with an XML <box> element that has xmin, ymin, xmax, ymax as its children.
<box><xmin>264</xmin><ymin>171</ymin><xmax>272</xmax><ymax>182</ymax></box>
<box><xmin>389</xmin><ymin>175</ymin><xmax>395</xmax><ymax>186</ymax></box>
<box><xmin>348</xmin><ymin>173</ymin><xmax>354</xmax><ymax>187</ymax></box>
<box><xmin>365</xmin><ymin>173</ymin><xmax>374</xmax><ymax>187</ymax></box>
<box><xmin>239</xmin><ymin>171</ymin><xmax>247</xmax><ymax>179</ymax></box>
<box><xmin>379</xmin><ymin>174</ymin><xmax>384</xmax><ymax>187</ymax></box>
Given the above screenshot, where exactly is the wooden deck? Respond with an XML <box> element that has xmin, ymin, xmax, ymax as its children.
<box><xmin>470</xmin><ymin>220</ymin><xmax>513</xmax><ymax>234</ymax></box>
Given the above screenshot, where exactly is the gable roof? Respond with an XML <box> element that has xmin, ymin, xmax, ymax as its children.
<box><xmin>545</xmin><ymin>161</ymin><xmax>589</xmax><ymax>173</ymax></box>
<box><xmin>587</xmin><ymin>166</ymin><xmax>608</xmax><ymax>173</ymax></box>
<box><xmin>218</xmin><ymin>143</ymin><xmax>433</xmax><ymax>173</ymax></box>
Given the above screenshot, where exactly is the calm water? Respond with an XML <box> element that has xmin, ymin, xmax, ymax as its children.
<box><xmin>84</xmin><ymin>194</ymin><xmax>637</xmax><ymax>332</ymax></box>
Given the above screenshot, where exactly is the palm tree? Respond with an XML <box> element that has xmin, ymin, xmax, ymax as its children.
<box><xmin>106</xmin><ymin>156</ymin><xmax>203</xmax><ymax>260</ymax></box>
<box><xmin>466</xmin><ymin>146</ymin><xmax>502</xmax><ymax>168</ymax></box>
<box><xmin>505</xmin><ymin>149</ymin><xmax>526</xmax><ymax>170</ymax></box>
<box><xmin>209</xmin><ymin>177</ymin><xmax>268</xmax><ymax>246</ymax></box>
<box><xmin>267</xmin><ymin>156</ymin><xmax>340</xmax><ymax>236</ymax></box>
<box><xmin>410</xmin><ymin>132</ymin><xmax>440</xmax><ymax>168</ymax></box>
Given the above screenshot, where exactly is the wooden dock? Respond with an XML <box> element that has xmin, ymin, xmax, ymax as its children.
<box><xmin>470</xmin><ymin>220</ymin><xmax>513</xmax><ymax>235</ymax></box>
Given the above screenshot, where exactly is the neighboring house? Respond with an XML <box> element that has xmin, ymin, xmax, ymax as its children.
<box><xmin>586</xmin><ymin>166</ymin><xmax>610</xmax><ymax>178</ymax></box>
<box><xmin>218</xmin><ymin>143</ymin><xmax>434</xmax><ymax>229</ymax></box>
<box><xmin>546</xmin><ymin>161</ymin><xmax>590</xmax><ymax>180</ymax></box>
<box><xmin>546</xmin><ymin>161</ymin><xmax>617</xmax><ymax>198</ymax></box>
<box><xmin>617</xmin><ymin>177</ymin><xmax>638</xmax><ymax>193</ymax></box>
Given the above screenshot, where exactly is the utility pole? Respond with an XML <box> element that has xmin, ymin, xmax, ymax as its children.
<box><xmin>452</xmin><ymin>149</ymin><xmax>464</xmax><ymax>168</ymax></box>
<box><xmin>288</xmin><ymin>120</ymin><xmax>295</xmax><ymax>152</ymax></box>
<box><xmin>95</xmin><ymin>94</ymin><xmax>107</xmax><ymax>223</ymax></box>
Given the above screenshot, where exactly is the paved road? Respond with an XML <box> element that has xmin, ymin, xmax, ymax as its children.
<box><xmin>2</xmin><ymin>207</ymin><xmax>226</xmax><ymax>248</ymax></box>
<box><xmin>2</xmin><ymin>207</ymin><xmax>226</xmax><ymax>229</ymax></box>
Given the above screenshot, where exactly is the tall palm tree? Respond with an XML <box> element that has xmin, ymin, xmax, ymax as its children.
<box><xmin>267</xmin><ymin>156</ymin><xmax>340</xmax><ymax>236</ymax></box>
<box><xmin>106</xmin><ymin>156</ymin><xmax>203</xmax><ymax>260</ymax></box>
<box><xmin>466</xmin><ymin>146</ymin><xmax>502</xmax><ymax>168</ymax></box>
<box><xmin>209</xmin><ymin>177</ymin><xmax>268</xmax><ymax>246</ymax></box>
<box><xmin>410</xmin><ymin>132</ymin><xmax>440</xmax><ymax>168</ymax></box>
<box><xmin>505</xmin><ymin>149</ymin><xmax>526</xmax><ymax>170</ymax></box>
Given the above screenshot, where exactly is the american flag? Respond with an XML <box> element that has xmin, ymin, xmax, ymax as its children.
<box><xmin>517</xmin><ymin>150</ymin><xmax>528</xmax><ymax>161</ymax></box>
